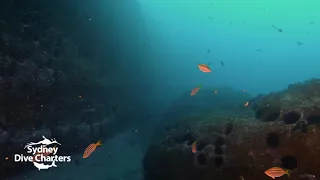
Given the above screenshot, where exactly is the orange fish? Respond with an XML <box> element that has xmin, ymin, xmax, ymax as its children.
<box><xmin>197</xmin><ymin>64</ymin><xmax>211</xmax><ymax>73</ymax></box>
<box><xmin>264</xmin><ymin>167</ymin><xmax>290</xmax><ymax>179</ymax></box>
<box><xmin>214</xmin><ymin>90</ymin><xmax>218</xmax><ymax>94</ymax></box>
<box><xmin>191</xmin><ymin>87</ymin><xmax>200</xmax><ymax>96</ymax></box>
<box><xmin>191</xmin><ymin>141</ymin><xmax>197</xmax><ymax>153</ymax></box>
<box><xmin>244</xmin><ymin>101</ymin><xmax>249</xmax><ymax>107</ymax></box>
<box><xmin>83</xmin><ymin>140</ymin><xmax>102</xmax><ymax>159</ymax></box>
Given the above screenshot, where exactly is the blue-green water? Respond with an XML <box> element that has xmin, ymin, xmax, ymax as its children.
<box><xmin>2</xmin><ymin>0</ymin><xmax>320</xmax><ymax>179</ymax></box>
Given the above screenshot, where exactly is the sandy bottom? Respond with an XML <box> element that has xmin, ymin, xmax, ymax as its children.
<box><xmin>11</xmin><ymin>131</ymin><xmax>145</xmax><ymax>180</ymax></box>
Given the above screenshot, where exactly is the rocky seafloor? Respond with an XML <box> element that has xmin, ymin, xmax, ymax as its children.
<box><xmin>143</xmin><ymin>79</ymin><xmax>320</xmax><ymax>180</ymax></box>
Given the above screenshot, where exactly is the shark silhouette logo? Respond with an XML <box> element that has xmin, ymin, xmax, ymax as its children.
<box><xmin>24</xmin><ymin>136</ymin><xmax>61</xmax><ymax>149</ymax></box>
<box><xmin>14</xmin><ymin>135</ymin><xmax>71</xmax><ymax>170</ymax></box>
<box><xmin>33</xmin><ymin>159</ymin><xmax>57</xmax><ymax>170</ymax></box>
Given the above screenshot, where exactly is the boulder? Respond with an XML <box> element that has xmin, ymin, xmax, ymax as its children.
<box><xmin>143</xmin><ymin>79</ymin><xmax>320</xmax><ymax>180</ymax></box>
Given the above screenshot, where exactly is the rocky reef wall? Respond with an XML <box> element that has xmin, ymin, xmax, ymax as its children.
<box><xmin>0</xmin><ymin>0</ymin><xmax>154</xmax><ymax>178</ymax></box>
<box><xmin>143</xmin><ymin>79</ymin><xmax>320</xmax><ymax>180</ymax></box>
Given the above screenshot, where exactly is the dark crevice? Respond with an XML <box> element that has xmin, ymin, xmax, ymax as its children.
<box><xmin>224</xmin><ymin>122</ymin><xmax>233</xmax><ymax>135</ymax></box>
<box><xmin>214</xmin><ymin>157</ymin><xmax>223</xmax><ymax>168</ymax></box>
<box><xmin>266</xmin><ymin>132</ymin><xmax>280</xmax><ymax>149</ymax></box>
<box><xmin>255</xmin><ymin>106</ymin><xmax>281</xmax><ymax>122</ymax></box>
<box><xmin>198</xmin><ymin>153</ymin><xmax>206</xmax><ymax>165</ymax></box>
<box><xmin>214</xmin><ymin>137</ymin><xmax>225</xmax><ymax>147</ymax></box>
<box><xmin>196</xmin><ymin>142</ymin><xmax>206</xmax><ymax>152</ymax></box>
<box><xmin>283</xmin><ymin>111</ymin><xmax>301</xmax><ymax>124</ymax></box>
<box><xmin>214</xmin><ymin>146</ymin><xmax>223</xmax><ymax>155</ymax></box>
<box><xmin>306</xmin><ymin>114</ymin><xmax>320</xmax><ymax>124</ymax></box>
<box><xmin>281</xmin><ymin>155</ymin><xmax>297</xmax><ymax>170</ymax></box>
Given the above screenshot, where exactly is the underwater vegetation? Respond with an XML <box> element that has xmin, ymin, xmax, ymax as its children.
<box><xmin>143</xmin><ymin>79</ymin><xmax>320</xmax><ymax>180</ymax></box>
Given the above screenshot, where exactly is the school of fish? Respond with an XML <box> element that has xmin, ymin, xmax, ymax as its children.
<box><xmin>192</xmin><ymin>63</ymin><xmax>248</xmax><ymax>107</ymax></box>
<box><xmin>79</xmin><ymin>60</ymin><xmax>312</xmax><ymax>178</ymax></box>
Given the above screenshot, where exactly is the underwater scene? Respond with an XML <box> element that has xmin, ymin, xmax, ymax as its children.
<box><xmin>1</xmin><ymin>0</ymin><xmax>320</xmax><ymax>179</ymax></box>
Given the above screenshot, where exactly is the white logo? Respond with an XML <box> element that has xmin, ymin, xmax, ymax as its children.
<box><xmin>14</xmin><ymin>135</ymin><xmax>72</xmax><ymax>170</ymax></box>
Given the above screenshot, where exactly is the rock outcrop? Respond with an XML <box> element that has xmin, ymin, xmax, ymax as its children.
<box><xmin>143</xmin><ymin>79</ymin><xmax>320</xmax><ymax>180</ymax></box>
<box><xmin>158</xmin><ymin>87</ymin><xmax>252</xmax><ymax>131</ymax></box>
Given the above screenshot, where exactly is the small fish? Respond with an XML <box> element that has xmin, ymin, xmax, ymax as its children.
<box><xmin>271</xmin><ymin>25</ymin><xmax>283</xmax><ymax>32</ymax></box>
<box><xmin>264</xmin><ymin>167</ymin><xmax>290</xmax><ymax>179</ymax></box>
<box><xmin>197</xmin><ymin>64</ymin><xmax>211</xmax><ymax>73</ymax></box>
<box><xmin>207</xmin><ymin>49</ymin><xmax>211</xmax><ymax>53</ymax></box>
<box><xmin>214</xmin><ymin>90</ymin><xmax>218</xmax><ymax>94</ymax></box>
<box><xmin>220</xmin><ymin>61</ymin><xmax>224</xmax><ymax>66</ymax></box>
<box><xmin>209</xmin><ymin>17</ymin><xmax>213</xmax><ymax>20</ymax></box>
<box><xmin>191</xmin><ymin>87</ymin><xmax>200</xmax><ymax>96</ymax></box>
<box><xmin>83</xmin><ymin>140</ymin><xmax>102</xmax><ymax>159</ymax></box>
<box><xmin>191</xmin><ymin>141</ymin><xmax>197</xmax><ymax>153</ymax></box>
<box><xmin>256</xmin><ymin>48</ymin><xmax>262</xmax><ymax>52</ymax></box>
<box><xmin>297</xmin><ymin>41</ymin><xmax>304</xmax><ymax>46</ymax></box>
<box><xmin>242</xmin><ymin>90</ymin><xmax>247</xmax><ymax>93</ymax></box>
<box><xmin>244</xmin><ymin>101</ymin><xmax>249</xmax><ymax>107</ymax></box>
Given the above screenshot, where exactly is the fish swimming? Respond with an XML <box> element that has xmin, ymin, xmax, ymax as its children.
<box><xmin>190</xmin><ymin>87</ymin><xmax>200</xmax><ymax>96</ymax></box>
<box><xmin>297</xmin><ymin>41</ymin><xmax>304</xmax><ymax>46</ymax></box>
<box><xmin>197</xmin><ymin>64</ymin><xmax>211</xmax><ymax>73</ymax></box>
<box><xmin>244</xmin><ymin>101</ymin><xmax>249</xmax><ymax>107</ymax></box>
<box><xmin>271</xmin><ymin>25</ymin><xmax>283</xmax><ymax>32</ymax></box>
<box><xmin>264</xmin><ymin>167</ymin><xmax>290</xmax><ymax>179</ymax></box>
<box><xmin>191</xmin><ymin>141</ymin><xmax>197</xmax><ymax>153</ymax></box>
<box><xmin>83</xmin><ymin>140</ymin><xmax>102</xmax><ymax>159</ymax></box>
